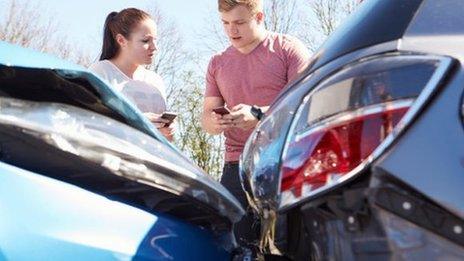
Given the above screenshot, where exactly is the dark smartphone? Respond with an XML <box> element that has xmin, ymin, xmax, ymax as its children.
<box><xmin>161</xmin><ymin>111</ymin><xmax>177</xmax><ymax>126</ymax></box>
<box><xmin>212</xmin><ymin>106</ymin><xmax>230</xmax><ymax>115</ymax></box>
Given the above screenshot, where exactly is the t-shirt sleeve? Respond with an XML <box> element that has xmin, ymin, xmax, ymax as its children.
<box><xmin>205</xmin><ymin>56</ymin><xmax>222</xmax><ymax>97</ymax></box>
<box><xmin>285</xmin><ymin>37</ymin><xmax>311</xmax><ymax>82</ymax></box>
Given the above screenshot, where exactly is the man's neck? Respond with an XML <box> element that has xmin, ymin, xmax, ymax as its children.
<box><xmin>236</xmin><ymin>30</ymin><xmax>267</xmax><ymax>54</ymax></box>
<box><xmin>110</xmin><ymin>56</ymin><xmax>138</xmax><ymax>79</ymax></box>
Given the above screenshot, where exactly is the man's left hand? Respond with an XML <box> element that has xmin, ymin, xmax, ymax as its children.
<box><xmin>225</xmin><ymin>104</ymin><xmax>259</xmax><ymax>130</ymax></box>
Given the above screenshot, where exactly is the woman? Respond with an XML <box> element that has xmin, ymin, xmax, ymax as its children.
<box><xmin>89</xmin><ymin>8</ymin><xmax>174</xmax><ymax>141</ymax></box>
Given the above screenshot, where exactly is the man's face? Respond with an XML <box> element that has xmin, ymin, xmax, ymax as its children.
<box><xmin>220</xmin><ymin>5</ymin><xmax>263</xmax><ymax>50</ymax></box>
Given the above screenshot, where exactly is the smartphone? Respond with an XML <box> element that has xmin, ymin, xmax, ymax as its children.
<box><xmin>212</xmin><ymin>106</ymin><xmax>230</xmax><ymax>115</ymax></box>
<box><xmin>161</xmin><ymin>111</ymin><xmax>177</xmax><ymax>126</ymax></box>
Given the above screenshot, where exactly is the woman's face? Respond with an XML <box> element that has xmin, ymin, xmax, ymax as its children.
<box><xmin>120</xmin><ymin>18</ymin><xmax>157</xmax><ymax>65</ymax></box>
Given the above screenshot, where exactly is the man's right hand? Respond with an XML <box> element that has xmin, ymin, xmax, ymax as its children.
<box><xmin>202</xmin><ymin>97</ymin><xmax>234</xmax><ymax>135</ymax></box>
<box><xmin>210</xmin><ymin>111</ymin><xmax>234</xmax><ymax>133</ymax></box>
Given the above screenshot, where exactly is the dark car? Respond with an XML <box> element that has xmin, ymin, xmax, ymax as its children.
<box><xmin>0</xmin><ymin>41</ymin><xmax>247</xmax><ymax>260</ymax></box>
<box><xmin>240</xmin><ymin>0</ymin><xmax>464</xmax><ymax>259</ymax></box>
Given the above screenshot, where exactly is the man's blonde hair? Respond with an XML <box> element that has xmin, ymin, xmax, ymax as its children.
<box><xmin>218</xmin><ymin>0</ymin><xmax>263</xmax><ymax>14</ymax></box>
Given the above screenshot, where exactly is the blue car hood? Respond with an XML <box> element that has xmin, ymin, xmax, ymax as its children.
<box><xmin>0</xmin><ymin>41</ymin><xmax>245</xmax><ymax>230</ymax></box>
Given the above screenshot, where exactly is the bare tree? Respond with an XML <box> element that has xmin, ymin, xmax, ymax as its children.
<box><xmin>170</xmin><ymin>70</ymin><xmax>224</xmax><ymax>179</ymax></box>
<box><xmin>0</xmin><ymin>0</ymin><xmax>91</xmax><ymax>66</ymax></box>
<box><xmin>0</xmin><ymin>0</ymin><xmax>53</xmax><ymax>51</ymax></box>
<box><xmin>264</xmin><ymin>0</ymin><xmax>300</xmax><ymax>35</ymax></box>
<box><xmin>146</xmin><ymin>7</ymin><xmax>186</xmax><ymax>97</ymax></box>
<box><xmin>302</xmin><ymin>0</ymin><xmax>359</xmax><ymax>52</ymax></box>
<box><xmin>196</xmin><ymin>11</ymin><xmax>229</xmax><ymax>55</ymax></box>
<box><xmin>144</xmin><ymin>5</ymin><xmax>224</xmax><ymax>178</ymax></box>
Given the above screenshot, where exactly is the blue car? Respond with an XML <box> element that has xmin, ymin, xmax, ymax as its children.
<box><xmin>0</xmin><ymin>41</ymin><xmax>245</xmax><ymax>260</ymax></box>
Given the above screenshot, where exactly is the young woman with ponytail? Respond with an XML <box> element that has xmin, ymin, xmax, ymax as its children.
<box><xmin>89</xmin><ymin>8</ymin><xmax>174</xmax><ymax>141</ymax></box>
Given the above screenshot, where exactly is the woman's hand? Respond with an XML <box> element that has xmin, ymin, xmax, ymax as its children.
<box><xmin>143</xmin><ymin>112</ymin><xmax>175</xmax><ymax>141</ymax></box>
<box><xmin>158</xmin><ymin>125</ymin><xmax>175</xmax><ymax>141</ymax></box>
<box><xmin>143</xmin><ymin>112</ymin><xmax>170</xmax><ymax>127</ymax></box>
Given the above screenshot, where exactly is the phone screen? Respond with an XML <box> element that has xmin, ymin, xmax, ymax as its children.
<box><xmin>161</xmin><ymin>112</ymin><xmax>177</xmax><ymax>122</ymax></box>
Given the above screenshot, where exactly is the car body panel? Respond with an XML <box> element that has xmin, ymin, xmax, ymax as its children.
<box><xmin>0</xmin><ymin>42</ymin><xmax>244</xmax><ymax>227</ymax></box>
<box><xmin>241</xmin><ymin>41</ymin><xmax>401</xmax><ymax>211</ymax></box>
<box><xmin>240</xmin><ymin>0</ymin><xmax>464</xmax><ymax>258</ymax></box>
<box><xmin>0</xmin><ymin>161</ymin><xmax>230</xmax><ymax>260</ymax></box>
<box><xmin>375</xmin><ymin>0</ymin><xmax>464</xmax><ymax>220</ymax></box>
<box><xmin>308</xmin><ymin>0</ymin><xmax>422</xmax><ymax>73</ymax></box>
<box><xmin>245</xmin><ymin>0</ymin><xmax>464</xmax><ymax>218</ymax></box>
<box><xmin>0</xmin><ymin>41</ymin><xmax>84</xmax><ymax>71</ymax></box>
<box><xmin>0</xmin><ymin>41</ymin><xmax>162</xmax><ymax>142</ymax></box>
<box><xmin>375</xmin><ymin>66</ymin><xmax>464</xmax><ymax>219</ymax></box>
<box><xmin>0</xmin><ymin>41</ymin><xmax>245</xmax><ymax>259</ymax></box>
<box><xmin>0</xmin><ymin>98</ymin><xmax>243</xmax><ymax>222</ymax></box>
<box><xmin>400</xmin><ymin>0</ymin><xmax>464</xmax><ymax>59</ymax></box>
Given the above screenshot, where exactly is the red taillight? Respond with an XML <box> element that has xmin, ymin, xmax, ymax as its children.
<box><xmin>281</xmin><ymin>105</ymin><xmax>409</xmax><ymax>197</ymax></box>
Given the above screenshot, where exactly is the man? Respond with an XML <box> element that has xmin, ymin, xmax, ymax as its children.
<box><xmin>201</xmin><ymin>0</ymin><xmax>310</xmax><ymax>249</ymax></box>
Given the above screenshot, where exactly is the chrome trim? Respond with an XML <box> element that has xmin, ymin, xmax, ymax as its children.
<box><xmin>279</xmin><ymin>54</ymin><xmax>453</xmax><ymax>211</ymax></box>
<box><xmin>275</xmin><ymin>40</ymin><xmax>400</xmax><ymax>103</ymax></box>
<box><xmin>294</xmin><ymin>99</ymin><xmax>415</xmax><ymax>142</ymax></box>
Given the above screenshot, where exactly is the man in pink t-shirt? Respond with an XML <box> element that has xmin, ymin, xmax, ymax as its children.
<box><xmin>201</xmin><ymin>0</ymin><xmax>310</xmax><ymax>250</ymax></box>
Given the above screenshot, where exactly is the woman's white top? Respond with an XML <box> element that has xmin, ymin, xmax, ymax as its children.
<box><xmin>89</xmin><ymin>60</ymin><xmax>167</xmax><ymax>114</ymax></box>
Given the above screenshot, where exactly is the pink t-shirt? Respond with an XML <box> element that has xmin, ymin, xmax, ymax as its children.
<box><xmin>205</xmin><ymin>32</ymin><xmax>311</xmax><ymax>162</ymax></box>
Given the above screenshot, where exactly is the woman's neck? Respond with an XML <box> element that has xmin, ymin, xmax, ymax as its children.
<box><xmin>110</xmin><ymin>56</ymin><xmax>139</xmax><ymax>79</ymax></box>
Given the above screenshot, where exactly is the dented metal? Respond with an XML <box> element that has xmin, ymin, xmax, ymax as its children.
<box><xmin>0</xmin><ymin>97</ymin><xmax>244</xmax><ymax>225</ymax></box>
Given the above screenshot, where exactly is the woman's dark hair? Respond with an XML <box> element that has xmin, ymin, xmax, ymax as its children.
<box><xmin>99</xmin><ymin>8</ymin><xmax>151</xmax><ymax>60</ymax></box>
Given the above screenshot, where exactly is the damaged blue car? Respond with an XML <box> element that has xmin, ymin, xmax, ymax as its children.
<box><xmin>0</xmin><ymin>41</ymin><xmax>245</xmax><ymax>260</ymax></box>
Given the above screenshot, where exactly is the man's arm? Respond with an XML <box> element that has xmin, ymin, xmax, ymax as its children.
<box><xmin>201</xmin><ymin>96</ymin><xmax>233</xmax><ymax>135</ymax></box>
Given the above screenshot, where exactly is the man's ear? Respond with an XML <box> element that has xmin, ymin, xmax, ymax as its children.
<box><xmin>256</xmin><ymin>11</ymin><xmax>264</xmax><ymax>24</ymax></box>
<box><xmin>115</xmin><ymin>33</ymin><xmax>127</xmax><ymax>48</ymax></box>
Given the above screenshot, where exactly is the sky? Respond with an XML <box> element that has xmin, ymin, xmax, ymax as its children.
<box><xmin>1</xmin><ymin>0</ymin><xmax>318</xmax><ymax>69</ymax></box>
<box><xmin>2</xmin><ymin>0</ymin><xmax>315</xmax><ymax>60</ymax></box>
<box><xmin>6</xmin><ymin>0</ymin><xmax>218</xmax><ymax>61</ymax></box>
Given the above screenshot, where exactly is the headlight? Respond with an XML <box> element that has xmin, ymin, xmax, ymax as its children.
<box><xmin>241</xmin><ymin>54</ymin><xmax>452</xmax><ymax>212</ymax></box>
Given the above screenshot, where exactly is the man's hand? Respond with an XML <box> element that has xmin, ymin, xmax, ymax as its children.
<box><xmin>227</xmin><ymin>104</ymin><xmax>259</xmax><ymax>130</ymax></box>
<box><xmin>210</xmin><ymin>111</ymin><xmax>234</xmax><ymax>133</ymax></box>
<box><xmin>202</xmin><ymin>97</ymin><xmax>235</xmax><ymax>135</ymax></box>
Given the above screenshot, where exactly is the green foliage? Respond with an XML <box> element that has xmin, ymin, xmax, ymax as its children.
<box><xmin>169</xmin><ymin>71</ymin><xmax>224</xmax><ymax>180</ymax></box>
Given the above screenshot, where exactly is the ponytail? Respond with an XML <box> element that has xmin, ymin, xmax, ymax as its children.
<box><xmin>99</xmin><ymin>12</ymin><xmax>119</xmax><ymax>60</ymax></box>
<box><xmin>98</xmin><ymin>9</ymin><xmax>152</xmax><ymax>61</ymax></box>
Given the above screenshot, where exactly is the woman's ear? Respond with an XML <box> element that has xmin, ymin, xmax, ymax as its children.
<box><xmin>115</xmin><ymin>33</ymin><xmax>127</xmax><ymax>48</ymax></box>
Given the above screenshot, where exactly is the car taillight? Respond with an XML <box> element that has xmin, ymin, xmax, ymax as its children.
<box><xmin>281</xmin><ymin>102</ymin><xmax>410</xmax><ymax>197</ymax></box>
<box><xmin>279</xmin><ymin>55</ymin><xmax>450</xmax><ymax>209</ymax></box>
